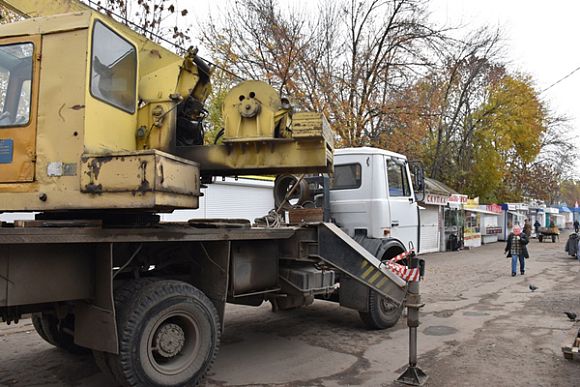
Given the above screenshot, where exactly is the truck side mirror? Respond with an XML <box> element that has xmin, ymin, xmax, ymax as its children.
<box><xmin>410</xmin><ymin>161</ymin><xmax>425</xmax><ymax>202</ymax></box>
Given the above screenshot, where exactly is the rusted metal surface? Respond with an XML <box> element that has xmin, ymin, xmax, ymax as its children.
<box><xmin>231</xmin><ymin>241</ymin><xmax>279</xmax><ymax>296</ymax></box>
<box><xmin>288</xmin><ymin>208</ymin><xmax>324</xmax><ymax>224</ymax></box>
<box><xmin>74</xmin><ymin>243</ymin><xmax>118</xmax><ymax>354</ymax></box>
<box><xmin>175</xmin><ymin>142</ymin><xmax>333</xmax><ymax>177</ymax></box>
<box><xmin>0</xmin><ymin>243</ymin><xmax>93</xmax><ymax>306</ymax></box>
<box><xmin>80</xmin><ymin>150</ymin><xmax>200</xmax><ymax>197</ymax></box>
<box><xmin>0</xmin><ymin>224</ymin><xmax>296</xmax><ymax>245</ymax></box>
<box><xmin>0</xmin><ymin>252</ymin><xmax>7</xmax><ymax>307</ymax></box>
<box><xmin>190</xmin><ymin>241</ymin><xmax>230</xmax><ymax>329</ymax></box>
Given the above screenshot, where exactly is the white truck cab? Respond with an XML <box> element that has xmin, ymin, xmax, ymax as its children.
<box><xmin>330</xmin><ymin>147</ymin><xmax>420</xmax><ymax>256</ymax></box>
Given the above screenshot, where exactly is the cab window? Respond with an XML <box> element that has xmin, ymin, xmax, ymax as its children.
<box><xmin>387</xmin><ymin>158</ymin><xmax>411</xmax><ymax>197</ymax></box>
<box><xmin>0</xmin><ymin>42</ymin><xmax>33</xmax><ymax>127</ymax></box>
<box><xmin>90</xmin><ymin>21</ymin><xmax>137</xmax><ymax>113</ymax></box>
<box><xmin>332</xmin><ymin>163</ymin><xmax>362</xmax><ymax>190</ymax></box>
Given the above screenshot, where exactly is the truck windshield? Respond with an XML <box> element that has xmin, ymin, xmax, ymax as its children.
<box><xmin>0</xmin><ymin>42</ymin><xmax>33</xmax><ymax>127</ymax></box>
<box><xmin>90</xmin><ymin>21</ymin><xmax>137</xmax><ymax>113</ymax></box>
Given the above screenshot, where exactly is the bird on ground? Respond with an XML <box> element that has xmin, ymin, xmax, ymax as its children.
<box><xmin>565</xmin><ymin>311</ymin><xmax>577</xmax><ymax>321</ymax></box>
<box><xmin>529</xmin><ymin>284</ymin><xmax>538</xmax><ymax>292</ymax></box>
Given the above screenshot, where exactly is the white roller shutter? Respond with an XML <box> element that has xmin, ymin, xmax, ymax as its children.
<box><xmin>420</xmin><ymin>206</ymin><xmax>440</xmax><ymax>254</ymax></box>
<box><xmin>161</xmin><ymin>177</ymin><xmax>274</xmax><ymax>222</ymax></box>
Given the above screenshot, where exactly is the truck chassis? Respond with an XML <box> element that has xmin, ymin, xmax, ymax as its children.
<box><xmin>0</xmin><ymin>221</ymin><xmax>408</xmax><ymax>386</ymax></box>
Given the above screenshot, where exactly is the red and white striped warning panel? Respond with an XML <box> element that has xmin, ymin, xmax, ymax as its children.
<box><xmin>382</xmin><ymin>250</ymin><xmax>421</xmax><ymax>282</ymax></box>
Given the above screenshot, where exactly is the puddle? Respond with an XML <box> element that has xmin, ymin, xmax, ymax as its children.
<box><xmin>463</xmin><ymin>311</ymin><xmax>490</xmax><ymax>316</ymax></box>
<box><xmin>434</xmin><ymin>310</ymin><xmax>454</xmax><ymax>318</ymax></box>
<box><xmin>423</xmin><ymin>325</ymin><xmax>458</xmax><ymax>336</ymax></box>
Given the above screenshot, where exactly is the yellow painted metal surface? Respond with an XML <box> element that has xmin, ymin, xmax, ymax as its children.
<box><xmin>222</xmin><ymin>80</ymin><xmax>291</xmax><ymax>141</ymax></box>
<box><xmin>292</xmin><ymin>112</ymin><xmax>334</xmax><ymax>147</ymax></box>
<box><xmin>0</xmin><ymin>10</ymin><xmax>92</xmax><ymax>37</ymax></box>
<box><xmin>176</xmin><ymin>140</ymin><xmax>333</xmax><ymax>176</ymax></box>
<box><xmin>80</xmin><ymin>150</ymin><xmax>199</xmax><ymax>197</ymax></box>
<box><xmin>83</xmin><ymin>15</ymin><xmax>138</xmax><ymax>153</ymax></box>
<box><xmin>0</xmin><ymin>35</ymin><xmax>40</xmax><ymax>182</ymax></box>
<box><xmin>136</xmin><ymin>102</ymin><xmax>176</xmax><ymax>153</ymax></box>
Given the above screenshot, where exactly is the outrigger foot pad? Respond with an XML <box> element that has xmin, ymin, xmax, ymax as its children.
<box><xmin>396</xmin><ymin>365</ymin><xmax>428</xmax><ymax>386</ymax></box>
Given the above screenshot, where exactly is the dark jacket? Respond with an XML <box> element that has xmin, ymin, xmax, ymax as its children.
<box><xmin>505</xmin><ymin>233</ymin><xmax>529</xmax><ymax>258</ymax></box>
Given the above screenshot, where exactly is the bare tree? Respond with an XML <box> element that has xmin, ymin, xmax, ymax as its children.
<box><xmin>200</xmin><ymin>0</ymin><xmax>447</xmax><ymax>146</ymax></box>
<box><xmin>83</xmin><ymin>0</ymin><xmax>191</xmax><ymax>48</ymax></box>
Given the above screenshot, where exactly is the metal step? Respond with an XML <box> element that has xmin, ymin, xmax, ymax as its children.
<box><xmin>316</xmin><ymin>223</ymin><xmax>407</xmax><ymax>305</ymax></box>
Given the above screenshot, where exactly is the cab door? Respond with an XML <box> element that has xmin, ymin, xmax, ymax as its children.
<box><xmin>0</xmin><ymin>35</ymin><xmax>40</xmax><ymax>183</ymax></box>
<box><xmin>386</xmin><ymin>156</ymin><xmax>419</xmax><ymax>250</ymax></box>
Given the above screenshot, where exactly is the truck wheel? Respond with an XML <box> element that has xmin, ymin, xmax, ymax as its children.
<box><xmin>32</xmin><ymin>313</ymin><xmax>54</xmax><ymax>345</ymax></box>
<box><xmin>552</xmin><ymin>235</ymin><xmax>556</xmax><ymax>243</ymax></box>
<box><xmin>35</xmin><ymin>313</ymin><xmax>89</xmax><ymax>354</ymax></box>
<box><xmin>539</xmin><ymin>235</ymin><xmax>543</xmax><ymax>242</ymax></box>
<box><xmin>107</xmin><ymin>280</ymin><xmax>220</xmax><ymax>387</ymax></box>
<box><xmin>359</xmin><ymin>290</ymin><xmax>403</xmax><ymax>330</ymax></box>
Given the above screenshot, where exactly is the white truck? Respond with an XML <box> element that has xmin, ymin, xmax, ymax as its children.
<box><xmin>331</xmin><ymin>147</ymin><xmax>421</xmax><ymax>256</ymax></box>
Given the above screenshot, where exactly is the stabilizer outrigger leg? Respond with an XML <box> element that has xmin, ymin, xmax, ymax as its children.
<box><xmin>396</xmin><ymin>252</ymin><xmax>428</xmax><ymax>386</ymax></box>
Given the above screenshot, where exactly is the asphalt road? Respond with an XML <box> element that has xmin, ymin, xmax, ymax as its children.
<box><xmin>1</xmin><ymin>233</ymin><xmax>580</xmax><ymax>386</ymax></box>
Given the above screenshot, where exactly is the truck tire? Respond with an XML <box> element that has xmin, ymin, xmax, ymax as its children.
<box><xmin>106</xmin><ymin>280</ymin><xmax>220</xmax><ymax>387</ymax></box>
<box><xmin>359</xmin><ymin>290</ymin><xmax>404</xmax><ymax>330</ymax></box>
<box><xmin>34</xmin><ymin>313</ymin><xmax>89</xmax><ymax>354</ymax></box>
<box><xmin>32</xmin><ymin>313</ymin><xmax>53</xmax><ymax>345</ymax></box>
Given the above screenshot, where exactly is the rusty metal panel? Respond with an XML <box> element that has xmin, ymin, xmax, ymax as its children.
<box><xmin>80</xmin><ymin>150</ymin><xmax>199</xmax><ymax>196</ymax></box>
<box><xmin>0</xmin><ymin>248</ymin><xmax>7</xmax><ymax>307</ymax></box>
<box><xmin>176</xmin><ymin>141</ymin><xmax>333</xmax><ymax>176</ymax></box>
<box><xmin>156</xmin><ymin>152</ymin><xmax>200</xmax><ymax>195</ymax></box>
<box><xmin>5</xmin><ymin>244</ymin><xmax>93</xmax><ymax>306</ymax></box>
<box><xmin>231</xmin><ymin>240</ymin><xmax>279</xmax><ymax>295</ymax></box>
<box><xmin>288</xmin><ymin>208</ymin><xmax>324</xmax><ymax>224</ymax></box>
<box><xmin>0</xmin><ymin>225</ymin><xmax>296</xmax><ymax>245</ymax></box>
<box><xmin>190</xmin><ymin>241</ymin><xmax>230</xmax><ymax>329</ymax></box>
<box><xmin>292</xmin><ymin>112</ymin><xmax>334</xmax><ymax>147</ymax></box>
<box><xmin>75</xmin><ymin>243</ymin><xmax>118</xmax><ymax>354</ymax></box>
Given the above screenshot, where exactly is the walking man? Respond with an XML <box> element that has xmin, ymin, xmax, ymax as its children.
<box><xmin>534</xmin><ymin>219</ymin><xmax>541</xmax><ymax>236</ymax></box>
<box><xmin>574</xmin><ymin>219</ymin><xmax>579</xmax><ymax>233</ymax></box>
<box><xmin>505</xmin><ymin>225</ymin><xmax>529</xmax><ymax>276</ymax></box>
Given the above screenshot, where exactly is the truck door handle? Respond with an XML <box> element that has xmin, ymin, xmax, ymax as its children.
<box><xmin>392</xmin><ymin>221</ymin><xmax>399</xmax><ymax>227</ymax></box>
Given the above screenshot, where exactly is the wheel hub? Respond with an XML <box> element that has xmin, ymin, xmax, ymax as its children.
<box><xmin>380</xmin><ymin>297</ymin><xmax>397</xmax><ymax>313</ymax></box>
<box><xmin>154</xmin><ymin>323</ymin><xmax>185</xmax><ymax>358</ymax></box>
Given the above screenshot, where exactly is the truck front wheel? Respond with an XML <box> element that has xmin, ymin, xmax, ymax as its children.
<box><xmin>359</xmin><ymin>290</ymin><xmax>403</xmax><ymax>330</ymax></box>
<box><xmin>106</xmin><ymin>280</ymin><xmax>220</xmax><ymax>387</ymax></box>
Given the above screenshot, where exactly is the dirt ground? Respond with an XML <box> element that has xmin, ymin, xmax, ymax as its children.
<box><xmin>1</xmin><ymin>233</ymin><xmax>580</xmax><ymax>386</ymax></box>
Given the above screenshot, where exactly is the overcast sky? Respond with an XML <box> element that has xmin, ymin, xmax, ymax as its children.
<box><xmin>189</xmin><ymin>0</ymin><xmax>580</xmax><ymax>148</ymax></box>
<box><xmin>430</xmin><ymin>0</ymin><xmax>580</xmax><ymax>139</ymax></box>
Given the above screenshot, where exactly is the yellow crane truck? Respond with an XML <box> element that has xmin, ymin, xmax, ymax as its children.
<box><xmin>0</xmin><ymin>1</ymin><xmax>425</xmax><ymax>386</ymax></box>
